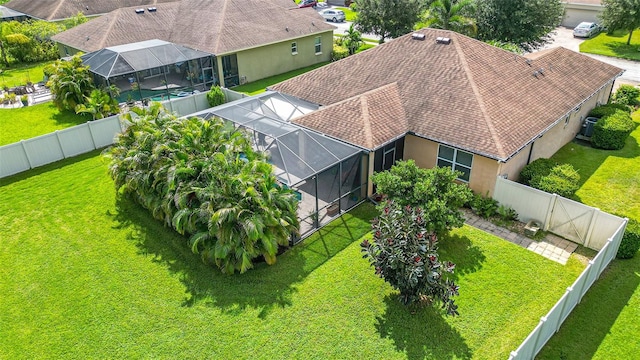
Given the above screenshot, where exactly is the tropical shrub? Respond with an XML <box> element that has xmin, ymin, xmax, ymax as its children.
<box><xmin>591</xmin><ymin>109</ymin><xmax>635</xmax><ymax>150</ymax></box>
<box><xmin>496</xmin><ymin>204</ymin><xmax>519</xmax><ymax>222</ymax></box>
<box><xmin>75</xmin><ymin>89</ymin><xmax>120</xmax><ymax>120</ymax></box>
<box><xmin>612</xmin><ymin>84</ymin><xmax>640</xmax><ymax>107</ymax></box>
<box><xmin>530</xmin><ymin>163</ymin><xmax>580</xmax><ymax>197</ymax></box>
<box><xmin>105</xmin><ymin>103</ymin><xmax>299</xmax><ymax>274</ymax></box>
<box><xmin>470</xmin><ymin>192</ymin><xmax>498</xmax><ymax>219</ymax></box>
<box><xmin>361</xmin><ymin>201</ymin><xmax>459</xmax><ymax>315</ymax></box>
<box><xmin>519</xmin><ymin>158</ymin><xmax>556</xmax><ymax>184</ymax></box>
<box><xmin>588</xmin><ymin>103</ymin><xmax>630</xmax><ymax>118</ymax></box>
<box><xmin>206</xmin><ymin>85</ymin><xmax>225</xmax><ymax>107</ymax></box>
<box><xmin>617</xmin><ymin>218</ymin><xmax>640</xmax><ymax>259</ymax></box>
<box><xmin>371</xmin><ymin>160</ymin><xmax>472</xmax><ymax>236</ymax></box>
<box><xmin>46</xmin><ymin>55</ymin><xmax>94</xmax><ymax>111</ymax></box>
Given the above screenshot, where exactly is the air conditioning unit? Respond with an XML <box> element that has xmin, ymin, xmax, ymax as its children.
<box><xmin>580</xmin><ymin>117</ymin><xmax>599</xmax><ymax>137</ymax></box>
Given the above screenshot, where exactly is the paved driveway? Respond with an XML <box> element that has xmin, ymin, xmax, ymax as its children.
<box><xmin>541</xmin><ymin>27</ymin><xmax>640</xmax><ymax>85</ymax></box>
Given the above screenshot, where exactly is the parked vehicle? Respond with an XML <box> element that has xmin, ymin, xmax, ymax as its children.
<box><xmin>320</xmin><ymin>9</ymin><xmax>345</xmax><ymax>22</ymax></box>
<box><xmin>573</xmin><ymin>22</ymin><xmax>600</xmax><ymax>38</ymax></box>
<box><xmin>298</xmin><ymin>0</ymin><xmax>317</xmax><ymax>8</ymax></box>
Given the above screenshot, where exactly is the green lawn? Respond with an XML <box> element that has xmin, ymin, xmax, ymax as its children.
<box><xmin>0</xmin><ymin>61</ymin><xmax>53</xmax><ymax>89</ymax></box>
<box><xmin>580</xmin><ymin>29</ymin><xmax>640</xmax><ymax>61</ymax></box>
<box><xmin>537</xmin><ymin>112</ymin><xmax>640</xmax><ymax>358</ymax></box>
<box><xmin>0</xmin><ymin>152</ymin><xmax>585</xmax><ymax>359</ymax></box>
<box><xmin>336</xmin><ymin>7</ymin><xmax>357</xmax><ymax>22</ymax></box>
<box><xmin>0</xmin><ymin>102</ymin><xmax>90</xmax><ymax>146</ymax></box>
<box><xmin>231</xmin><ymin>62</ymin><xmax>329</xmax><ymax>95</ymax></box>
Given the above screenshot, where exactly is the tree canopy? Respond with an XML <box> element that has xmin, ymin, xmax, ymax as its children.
<box><xmin>601</xmin><ymin>0</ymin><xmax>640</xmax><ymax>45</ymax></box>
<box><xmin>476</xmin><ymin>0</ymin><xmax>563</xmax><ymax>51</ymax></box>
<box><xmin>371</xmin><ymin>160</ymin><xmax>472</xmax><ymax>237</ymax></box>
<box><xmin>423</xmin><ymin>0</ymin><xmax>477</xmax><ymax>37</ymax></box>
<box><xmin>355</xmin><ymin>0</ymin><xmax>424</xmax><ymax>42</ymax></box>
<box><xmin>106</xmin><ymin>103</ymin><xmax>300</xmax><ymax>274</ymax></box>
<box><xmin>46</xmin><ymin>55</ymin><xmax>95</xmax><ymax>111</ymax></box>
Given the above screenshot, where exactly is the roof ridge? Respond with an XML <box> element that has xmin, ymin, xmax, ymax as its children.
<box><xmin>452</xmin><ymin>35</ymin><xmax>507</xmax><ymax>159</ymax></box>
<box><xmin>360</xmin><ymin>95</ymin><xmax>374</xmax><ymax>149</ymax></box>
<box><xmin>49</xmin><ymin>0</ymin><xmax>65</xmax><ymax>21</ymax></box>
<box><xmin>99</xmin><ymin>12</ymin><xmax>121</xmax><ymax>50</ymax></box>
<box><xmin>213</xmin><ymin>0</ymin><xmax>229</xmax><ymax>54</ymax></box>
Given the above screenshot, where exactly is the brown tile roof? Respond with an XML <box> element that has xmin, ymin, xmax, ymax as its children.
<box><xmin>271</xmin><ymin>29</ymin><xmax>623</xmax><ymax>160</ymax></box>
<box><xmin>295</xmin><ymin>83</ymin><xmax>408</xmax><ymax>149</ymax></box>
<box><xmin>52</xmin><ymin>0</ymin><xmax>333</xmax><ymax>55</ymax></box>
<box><xmin>4</xmin><ymin>0</ymin><xmax>178</xmax><ymax>21</ymax></box>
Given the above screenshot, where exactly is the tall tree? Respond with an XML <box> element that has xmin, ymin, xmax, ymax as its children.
<box><xmin>46</xmin><ymin>55</ymin><xmax>94</xmax><ymax>111</ymax></box>
<box><xmin>601</xmin><ymin>0</ymin><xmax>640</xmax><ymax>45</ymax></box>
<box><xmin>355</xmin><ymin>0</ymin><xmax>425</xmax><ymax>42</ymax></box>
<box><xmin>423</xmin><ymin>0</ymin><xmax>477</xmax><ymax>37</ymax></box>
<box><xmin>342</xmin><ymin>24</ymin><xmax>363</xmax><ymax>55</ymax></box>
<box><xmin>476</xmin><ymin>0</ymin><xmax>563</xmax><ymax>51</ymax></box>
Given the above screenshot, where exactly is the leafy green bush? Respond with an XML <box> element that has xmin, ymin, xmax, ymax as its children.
<box><xmin>617</xmin><ymin>219</ymin><xmax>640</xmax><ymax>259</ymax></box>
<box><xmin>591</xmin><ymin>109</ymin><xmax>635</xmax><ymax>150</ymax></box>
<box><xmin>349</xmin><ymin>2</ymin><xmax>357</xmax><ymax>12</ymax></box>
<box><xmin>519</xmin><ymin>158</ymin><xmax>556</xmax><ymax>184</ymax></box>
<box><xmin>206</xmin><ymin>85</ymin><xmax>225</xmax><ymax>107</ymax></box>
<box><xmin>588</xmin><ymin>103</ymin><xmax>630</xmax><ymax>118</ymax></box>
<box><xmin>612</xmin><ymin>84</ymin><xmax>640</xmax><ymax>107</ymax></box>
<box><xmin>530</xmin><ymin>163</ymin><xmax>580</xmax><ymax>197</ymax></box>
<box><xmin>497</xmin><ymin>204</ymin><xmax>519</xmax><ymax>222</ymax></box>
<box><xmin>332</xmin><ymin>44</ymin><xmax>349</xmax><ymax>61</ymax></box>
<box><xmin>470</xmin><ymin>192</ymin><xmax>498</xmax><ymax>219</ymax></box>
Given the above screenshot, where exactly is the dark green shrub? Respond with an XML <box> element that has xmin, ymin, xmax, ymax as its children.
<box><xmin>588</xmin><ymin>103</ymin><xmax>630</xmax><ymax>118</ymax></box>
<box><xmin>530</xmin><ymin>163</ymin><xmax>580</xmax><ymax>197</ymax></box>
<box><xmin>470</xmin><ymin>192</ymin><xmax>498</xmax><ymax>219</ymax></box>
<box><xmin>612</xmin><ymin>85</ymin><xmax>640</xmax><ymax>107</ymax></box>
<box><xmin>332</xmin><ymin>44</ymin><xmax>349</xmax><ymax>61</ymax></box>
<box><xmin>206</xmin><ymin>85</ymin><xmax>225</xmax><ymax>107</ymax></box>
<box><xmin>519</xmin><ymin>158</ymin><xmax>556</xmax><ymax>185</ymax></box>
<box><xmin>617</xmin><ymin>219</ymin><xmax>640</xmax><ymax>259</ymax></box>
<box><xmin>591</xmin><ymin>109</ymin><xmax>635</xmax><ymax>150</ymax></box>
<box><xmin>497</xmin><ymin>204</ymin><xmax>519</xmax><ymax>222</ymax></box>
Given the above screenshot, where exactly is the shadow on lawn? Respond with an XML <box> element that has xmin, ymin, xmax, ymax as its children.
<box><xmin>438</xmin><ymin>233</ymin><xmax>486</xmax><ymax>280</ymax></box>
<box><xmin>538</xmin><ymin>256</ymin><xmax>640</xmax><ymax>359</ymax></box>
<box><xmin>376</xmin><ymin>295</ymin><xmax>472</xmax><ymax>360</ymax></box>
<box><xmin>111</xmin><ymin>196</ymin><xmax>377</xmax><ymax>319</ymax></box>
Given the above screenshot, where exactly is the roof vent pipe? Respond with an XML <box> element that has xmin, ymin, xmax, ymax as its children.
<box><xmin>148</xmin><ymin>7</ymin><xmax>157</xmax><ymax>12</ymax></box>
<box><xmin>135</xmin><ymin>8</ymin><xmax>144</xmax><ymax>14</ymax></box>
<box><xmin>435</xmin><ymin>37</ymin><xmax>451</xmax><ymax>45</ymax></box>
<box><xmin>411</xmin><ymin>33</ymin><xmax>425</xmax><ymax>41</ymax></box>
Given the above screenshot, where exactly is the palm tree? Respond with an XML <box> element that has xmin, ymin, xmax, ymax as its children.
<box><xmin>46</xmin><ymin>55</ymin><xmax>94</xmax><ymax>111</ymax></box>
<box><xmin>342</xmin><ymin>24</ymin><xmax>363</xmax><ymax>55</ymax></box>
<box><xmin>423</xmin><ymin>0</ymin><xmax>477</xmax><ymax>37</ymax></box>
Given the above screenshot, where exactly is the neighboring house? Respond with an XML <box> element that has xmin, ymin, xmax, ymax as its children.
<box><xmin>3</xmin><ymin>0</ymin><xmax>179</xmax><ymax>21</ymax></box>
<box><xmin>52</xmin><ymin>0</ymin><xmax>334</xmax><ymax>88</ymax></box>
<box><xmin>561</xmin><ymin>0</ymin><xmax>603</xmax><ymax>28</ymax></box>
<box><xmin>271</xmin><ymin>29</ymin><xmax>623</xmax><ymax>196</ymax></box>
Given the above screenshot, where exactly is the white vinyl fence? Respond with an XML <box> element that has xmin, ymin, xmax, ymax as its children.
<box><xmin>160</xmin><ymin>88</ymin><xmax>247</xmax><ymax>117</ymax></box>
<box><xmin>494</xmin><ymin>177</ymin><xmax>628</xmax><ymax>359</ymax></box>
<box><xmin>493</xmin><ymin>177</ymin><xmax>625</xmax><ymax>251</ymax></box>
<box><xmin>0</xmin><ymin>114</ymin><xmax>124</xmax><ymax>178</ymax></box>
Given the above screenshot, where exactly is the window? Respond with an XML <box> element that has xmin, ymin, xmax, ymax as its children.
<box><xmin>314</xmin><ymin>36</ymin><xmax>322</xmax><ymax>54</ymax></box>
<box><xmin>437</xmin><ymin>145</ymin><xmax>473</xmax><ymax>182</ymax></box>
<box><xmin>291</xmin><ymin>42</ymin><xmax>298</xmax><ymax>55</ymax></box>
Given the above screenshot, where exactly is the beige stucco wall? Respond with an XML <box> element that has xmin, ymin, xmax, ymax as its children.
<box><xmin>57</xmin><ymin>43</ymin><xmax>84</xmax><ymax>57</ymax></box>
<box><xmin>403</xmin><ymin>135</ymin><xmax>438</xmax><ymax>169</ymax></box>
<box><xmin>232</xmin><ymin>31</ymin><xmax>333</xmax><ymax>85</ymax></box>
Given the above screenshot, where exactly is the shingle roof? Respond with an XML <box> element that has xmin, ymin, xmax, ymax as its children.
<box><xmin>271</xmin><ymin>29</ymin><xmax>623</xmax><ymax>160</ymax></box>
<box><xmin>4</xmin><ymin>0</ymin><xmax>178</xmax><ymax>21</ymax></box>
<box><xmin>52</xmin><ymin>0</ymin><xmax>334</xmax><ymax>55</ymax></box>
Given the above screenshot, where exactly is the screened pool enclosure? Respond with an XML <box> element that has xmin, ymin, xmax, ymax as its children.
<box><xmin>194</xmin><ymin>91</ymin><xmax>369</xmax><ymax>240</ymax></box>
<box><xmin>81</xmin><ymin>39</ymin><xmax>218</xmax><ymax>103</ymax></box>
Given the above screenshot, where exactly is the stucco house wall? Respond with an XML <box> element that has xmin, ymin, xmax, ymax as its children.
<box><xmin>561</xmin><ymin>2</ymin><xmax>603</xmax><ymax>28</ymax></box>
<box><xmin>233</xmin><ymin>31</ymin><xmax>332</xmax><ymax>85</ymax></box>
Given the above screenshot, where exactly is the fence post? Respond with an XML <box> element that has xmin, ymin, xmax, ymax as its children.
<box><xmin>578</xmin><ymin>261</ymin><xmax>594</xmax><ymax>301</ymax></box>
<box><xmin>557</xmin><ymin>287</ymin><xmax>572</xmax><ymax>332</ymax></box>
<box><xmin>543</xmin><ymin>194</ymin><xmax>557</xmax><ymax>231</ymax></box>
<box><xmin>86</xmin><ymin>122</ymin><xmax>98</xmax><ymax>150</ymax></box>
<box><xmin>583</xmin><ymin>208</ymin><xmax>599</xmax><ymax>249</ymax></box>
<box><xmin>53</xmin><ymin>130</ymin><xmax>67</xmax><ymax>158</ymax></box>
<box><xmin>596</xmin><ymin>239</ymin><xmax>613</xmax><ymax>278</ymax></box>
<box><xmin>531</xmin><ymin>317</ymin><xmax>547</xmax><ymax>355</ymax></box>
<box><xmin>19</xmin><ymin>140</ymin><xmax>34</xmax><ymax>169</ymax></box>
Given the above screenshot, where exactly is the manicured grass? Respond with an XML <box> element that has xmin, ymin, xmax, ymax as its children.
<box><xmin>0</xmin><ymin>102</ymin><xmax>90</xmax><ymax>145</ymax></box>
<box><xmin>0</xmin><ymin>61</ymin><xmax>53</xmax><ymax>88</ymax></box>
<box><xmin>336</xmin><ymin>7</ymin><xmax>357</xmax><ymax>22</ymax></box>
<box><xmin>231</xmin><ymin>62</ymin><xmax>329</xmax><ymax>95</ymax></box>
<box><xmin>580</xmin><ymin>29</ymin><xmax>640</xmax><ymax>61</ymax></box>
<box><xmin>537</xmin><ymin>111</ymin><xmax>640</xmax><ymax>358</ymax></box>
<box><xmin>0</xmin><ymin>152</ymin><xmax>585</xmax><ymax>359</ymax></box>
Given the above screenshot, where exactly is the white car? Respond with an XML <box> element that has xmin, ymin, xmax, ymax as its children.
<box><xmin>573</xmin><ymin>22</ymin><xmax>600</xmax><ymax>38</ymax></box>
<box><xmin>320</xmin><ymin>9</ymin><xmax>345</xmax><ymax>23</ymax></box>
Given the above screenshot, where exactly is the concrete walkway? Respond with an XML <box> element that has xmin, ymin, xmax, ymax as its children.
<box><xmin>463</xmin><ymin>211</ymin><xmax>578</xmax><ymax>265</ymax></box>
